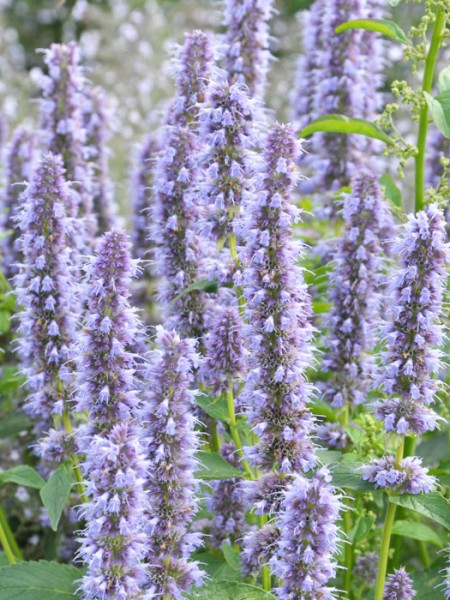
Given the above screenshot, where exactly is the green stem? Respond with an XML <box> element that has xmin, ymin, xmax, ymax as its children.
<box><xmin>0</xmin><ymin>515</ymin><xmax>16</xmax><ymax>564</ymax></box>
<box><xmin>374</xmin><ymin>500</ymin><xmax>397</xmax><ymax>600</ymax></box>
<box><xmin>228</xmin><ymin>233</ymin><xmax>245</xmax><ymax>318</ymax></box>
<box><xmin>226</xmin><ymin>388</ymin><xmax>253</xmax><ymax>478</ymax></box>
<box><xmin>343</xmin><ymin>506</ymin><xmax>354</xmax><ymax>597</ymax></box>
<box><xmin>0</xmin><ymin>505</ymin><xmax>21</xmax><ymax>561</ymax></box>
<box><xmin>415</xmin><ymin>7</ymin><xmax>446</xmax><ymax>212</ymax></box>
<box><xmin>258</xmin><ymin>514</ymin><xmax>272</xmax><ymax>592</ymax></box>
<box><xmin>61</xmin><ymin>411</ymin><xmax>88</xmax><ymax>504</ymax></box>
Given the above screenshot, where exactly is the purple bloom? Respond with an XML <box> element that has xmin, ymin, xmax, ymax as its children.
<box><xmin>1</xmin><ymin>126</ymin><xmax>35</xmax><ymax>280</ymax></box>
<box><xmin>354</xmin><ymin>551</ymin><xmax>379</xmax><ymax>586</ymax></box>
<box><xmin>272</xmin><ymin>467</ymin><xmax>342</xmax><ymax>599</ymax></box>
<box><xmin>375</xmin><ymin>204</ymin><xmax>448</xmax><ymax>435</ymax></box>
<box><xmin>241</xmin><ymin>523</ymin><xmax>280</xmax><ymax>578</ymax></box>
<box><xmin>82</xmin><ymin>85</ymin><xmax>117</xmax><ymax>234</ymax></box>
<box><xmin>14</xmin><ymin>153</ymin><xmax>78</xmax><ymax>452</ymax></box>
<box><xmin>322</xmin><ymin>174</ymin><xmax>394</xmax><ymax>407</ymax></box>
<box><xmin>75</xmin><ymin>230</ymin><xmax>148</xmax><ymax>599</ymax></box>
<box><xmin>384</xmin><ymin>567</ymin><xmax>416</xmax><ymax>599</ymax></box>
<box><xmin>140</xmin><ymin>326</ymin><xmax>203</xmax><ymax>598</ymax></box>
<box><xmin>242</xmin><ymin>472</ymin><xmax>293</xmax><ymax>516</ymax></box>
<box><xmin>317</xmin><ymin>422</ymin><xmax>350</xmax><ymax>450</ymax></box>
<box><xmin>152</xmin><ymin>31</ymin><xmax>213</xmax><ymax>337</ymax></box>
<box><xmin>362</xmin><ymin>456</ymin><xmax>436</xmax><ymax>494</ymax></box>
<box><xmin>223</xmin><ymin>0</ymin><xmax>274</xmax><ymax>99</ymax></box>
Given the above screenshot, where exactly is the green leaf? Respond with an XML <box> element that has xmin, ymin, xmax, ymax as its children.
<box><xmin>186</xmin><ymin>580</ymin><xmax>275</xmax><ymax>600</ymax></box>
<box><xmin>412</xmin><ymin>557</ymin><xmax>446</xmax><ymax>599</ymax></box>
<box><xmin>349</xmin><ymin>515</ymin><xmax>375</xmax><ymax>544</ymax></box>
<box><xmin>439</xmin><ymin>65</ymin><xmax>450</xmax><ymax>94</ymax></box>
<box><xmin>196</xmin><ymin>394</ymin><xmax>229</xmax><ymax>423</ymax></box>
<box><xmin>0</xmin><ymin>312</ymin><xmax>10</xmax><ymax>334</ymax></box>
<box><xmin>172</xmin><ymin>278</ymin><xmax>218</xmax><ymax>302</ymax></box>
<box><xmin>386</xmin><ymin>0</ymin><xmax>405</xmax><ymax>5</ymax></box>
<box><xmin>380</xmin><ymin>174</ymin><xmax>402</xmax><ymax>208</ymax></box>
<box><xmin>390</xmin><ymin>492</ymin><xmax>450</xmax><ymax>531</ymax></box>
<box><xmin>331</xmin><ymin>462</ymin><xmax>372</xmax><ymax>491</ymax></box>
<box><xmin>424</xmin><ymin>91</ymin><xmax>450</xmax><ymax>139</ymax></box>
<box><xmin>0</xmin><ymin>413</ymin><xmax>32</xmax><ymax>439</ymax></box>
<box><xmin>300</xmin><ymin>115</ymin><xmax>393</xmax><ymax>145</ymax></box>
<box><xmin>0</xmin><ymin>466</ymin><xmax>45</xmax><ymax>490</ymax></box>
<box><xmin>316</xmin><ymin>449</ymin><xmax>344</xmax><ymax>465</ymax></box>
<box><xmin>0</xmin><ymin>560</ymin><xmax>82</xmax><ymax>599</ymax></box>
<box><xmin>336</xmin><ymin>18</ymin><xmax>410</xmax><ymax>45</ymax></box>
<box><xmin>343</xmin><ymin>424</ymin><xmax>365</xmax><ymax>449</ymax></box>
<box><xmin>194</xmin><ymin>552</ymin><xmax>237</xmax><ymax>581</ymax></box>
<box><xmin>195</xmin><ymin>451</ymin><xmax>244</xmax><ymax>481</ymax></box>
<box><xmin>392</xmin><ymin>520</ymin><xmax>444</xmax><ymax>547</ymax></box>
<box><xmin>221</xmin><ymin>542</ymin><xmax>241</xmax><ymax>574</ymax></box>
<box><xmin>310</xmin><ymin>398</ymin><xmax>336</xmax><ymax>421</ymax></box>
<box><xmin>39</xmin><ymin>463</ymin><xmax>74</xmax><ymax>531</ymax></box>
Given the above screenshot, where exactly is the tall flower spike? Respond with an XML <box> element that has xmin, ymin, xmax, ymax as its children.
<box><xmin>223</xmin><ymin>0</ymin><xmax>274</xmax><ymax>100</ymax></box>
<box><xmin>75</xmin><ymin>230</ymin><xmax>148</xmax><ymax>599</ymax></box>
<box><xmin>14</xmin><ymin>153</ymin><xmax>78</xmax><ymax>450</ymax></box>
<box><xmin>322</xmin><ymin>174</ymin><xmax>394</xmax><ymax>408</ymax></box>
<box><xmin>39</xmin><ymin>42</ymin><xmax>96</xmax><ymax>237</ymax></box>
<box><xmin>272</xmin><ymin>467</ymin><xmax>342</xmax><ymax>599</ymax></box>
<box><xmin>141</xmin><ymin>326</ymin><xmax>203</xmax><ymax>598</ymax></box>
<box><xmin>152</xmin><ymin>30</ymin><xmax>213</xmax><ymax>337</ymax></box>
<box><xmin>1</xmin><ymin>126</ymin><xmax>35</xmax><ymax>280</ymax></box>
<box><xmin>384</xmin><ymin>567</ymin><xmax>416</xmax><ymax>599</ymax></box>
<box><xmin>375</xmin><ymin>204</ymin><xmax>448</xmax><ymax>435</ymax></box>
<box><xmin>82</xmin><ymin>85</ymin><xmax>117</xmax><ymax>234</ymax></box>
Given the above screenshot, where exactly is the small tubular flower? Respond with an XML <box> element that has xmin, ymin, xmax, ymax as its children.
<box><xmin>75</xmin><ymin>230</ymin><xmax>148</xmax><ymax>599</ymax></box>
<box><xmin>14</xmin><ymin>153</ymin><xmax>78</xmax><ymax>447</ymax></box>
<box><xmin>322</xmin><ymin>174</ymin><xmax>394</xmax><ymax>407</ymax></box>
<box><xmin>141</xmin><ymin>326</ymin><xmax>203</xmax><ymax>598</ymax></box>
<box><xmin>362</xmin><ymin>456</ymin><xmax>436</xmax><ymax>495</ymax></box>
<box><xmin>1</xmin><ymin>126</ymin><xmax>35</xmax><ymax>280</ymax></box>
<box><xmin>223</xmin><ymin>0</ymin><xmax>274</xmax><ymax>99</ymax></box>
<box><xmin>384</xmin><ymin>567</ymin><xmax>416</xmax><ymax>599</ymax></box>
<box><xmin>272</xmin><ymin>467</ymin><xmax>342</xmax><ymax>599</ymax></box>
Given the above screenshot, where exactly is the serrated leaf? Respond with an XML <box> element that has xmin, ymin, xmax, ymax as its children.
<box><xmin>196</xmin><ymin>394</ymin><xmax>229</xmax><ymax>423</ymax></box>
<box><xmin>194</xmin><ymin>552</ymin><xmax>237</xmax><ymax>581</ymax></box>
<box><xmin>0</xmin><ymin>466</ymin><xmax>45</xmax><ymax>490</ymax></box>
<box><xmin>221</xmin><ymin>542</ymin><xmax>241</xmax><ymax>574</ymax></box>
<box><xmin>343</xmin><ymin>424</ymin><xmax>365</xmax><ymax>449</ymax></box>
<box><xmin>424</xmin><ymin>91</ymin><xmax>450</xmax><ymax>139</ymax></box>
<box><xmin>172</xmin><ymin>278</ymin><xmax>218</xmax><ymax>302</ymax></box>
<box><xmin>349</xmin><ymin>515</ymin><xmax>375</xmax><ymax>543</ymax></box>
<box><xmin>187</xmin><ymin>580</ymin><xmax>275</xmax><ymax>600</ymax></box>
<box><xmin>40</xmin><ymin>463</ymin><xmax>74</xmax><ymax>531</ymax></box>
<box><xmin>195</xmin><ymin>451</ymin><xmax>244</xmax><ymax>481</ymax></box>
<box><xmin>301</xmin><ymin>115</ymin><xmax>393</xmax><ymax>145</ymax></box>
<box><xmin>0</xmin><ymin>413</ymin><xmax>32</xmax><ymax>439</ymax></box>
<box><xmin>439</xmin><ymin>65</ymin><xmax>450</xmax><ymax>94</ymax></box>
<box><xmin>0</xmin><ymin>560</ymin><xmax>82</xmax><ymax>599</ymax></box>
<box><xmin>336</xmin><ymin>18</ymin><xmax>410</xmax><ymax>44</ymax></box>
<box><xmin>392</xmin><ymin>519</ymin><xmax>444</xmax><ymax>547</ymax></box>
<box><xmin>390</xmin><ymin>492</ymin><xmax>450</xmax><ymax>531</ymax></box>
<box><xmin>331</xmin><ymin>462</ymin><xmax>372</xmax><ymax>491</ymax></box>
<box><xmin>380</xmin><ymin>174</ymin><xmax>402</xmax><ymax>208</ymax></box>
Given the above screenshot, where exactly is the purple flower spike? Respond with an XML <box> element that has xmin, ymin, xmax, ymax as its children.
<box><xmin>152</xmin><ymin>31</ymin><xmax>213</xmax><ymax>337</ymax></box>
<box><xmin>272</xmin><ymin>467</ymin><xmax>342</xmax><ymax>599</ymax></box>
<box><xmin>362</xmin><ymin>456</ymin><xmax>436</xmax><ymax>495</ymax></box>
<box><xmin>39</xmin><ymin>42</ymin><xmax>96</xmax><ymax>237</ymax></box>
<box><xmin>82</xmin><ymin>85</ymin><xmax>117</xmax><ymax>234</ymax></box>
<box><xmin>384</xmin><ymin>567</ymin><xmax>416</xmax><ymax>599</ymax></box>
<box><xmin>141</xmin><ymin>326</ymin><xmax>204</xmax><ymax>598</ymax></box>
<box><xmin>1</xmin><ymin>126</ymin><xmax>35</xmax><ymax>280</ymax></box>
<box><xmin>241</xmin><ymin>523</ymin><xmax>280</xmax><ymax>578</ymax></box>
<box><xmin>322</xmin><ymin>174</ymin><xmax>394</xmax><ymax>408</ymax></box>
<box><xmin>376</xmin><ymin>204</ymin><xmax>448</xmax><ymax>435</ymax></box>
<box><xmin>75</xmin><ymin>230</ymin><xmax>148</xmax><ymax>599</ymax></box>
<box><xmin>223</xmin><ymin>0</ymin><xmax>274</xmax><ymax>99</ymax></box>
<box><xmin>14</xmin><ymin>153</ymin><xmax>78</xmax><ymax>449</ymax></box>
<box><xmin>241</xmin><ymin>123</ymin><xmax>316</xmax><ymax>476</ymax></box>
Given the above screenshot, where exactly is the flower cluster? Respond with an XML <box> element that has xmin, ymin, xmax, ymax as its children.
<box><xmin>14</xmin><ymin>153</ymin><xmax>78</xmax><ymax>449</ymax></box>
<box><xmin>272</xmin><ymin>467</ymin><xmax>342</xmax><ymax>599</ymax></box>
<box><xmin>140</xmin><ymin>326</ymin><xmax>203</xmax><ymax>598</ymax></box>
<box><xmin>384</xmin><ymin>567</ymin><xmax>416</xmax><ymax>600</ymax></box>
<box><xmin>75</xmin><ymin>230</ymin><xmax>148</xmax><ymax>599</ymax></box>
<box><xmin>1</xmin><ymin>126</ymin><xmax>35</xmax><ymax>280</ymax></box>
<box><xmin>322</xmin><ymin>174</ymin><xmax>394</xmax><ymax>408</ymax></box>
<box><xmin>362</xmin><ymin>456</ymin><xmax>436</xmax><ymax>495</ymax></box>
<box><xmin>223</xmin><ymin>0</ymin><xmax>274</xmax><ymax>99</ymax></box>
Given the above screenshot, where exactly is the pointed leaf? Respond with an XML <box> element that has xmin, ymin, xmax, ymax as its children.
<box><xmin>392</xmin><ymin>520</ymin><xmax>444</xmax><ymax>547</ymax></box>
<box><xmin>301</xmin><ymin>115</ymin><xmax>393</xmax><ymax>144</ymax></box>
<box><xmin>39</xmin><ymin>463</ymin><xmax>74</xmax><ymax>531</ymax></box>
<box><xmin>0</xmin><ymin>466</ymin><xmax>45</xmax><ymax>490</ymax></box>
<box><xmin>389</xmin><ymin>492</ymin><xmax>450</xmax><ymax>531</ymax></box>
<box><xmin>186</xmin><ymin>580</ymin><xmax>275</xmax><ymax>600</ymax></box>
<box><xmin>0</xmin><ymin>413</ymin><xmax>32</xmax><ymax>440</ymax></box>
<box><xmin>380</xmin><ymin>174</ymin><xmax>402</xmax><ymax>208</ymax></box>
<box><xmin>196</xmin><ymin>395</ymin><xmax>229</xmax><ymax>423</ymax></box>
<box><xmin>331</xmin><ymin>461</ymin><xmax>372</xmax><ymax>491</ymax></box>
<box><xmin>172</xmin><ymin>278</ymin><xmax>218</xmax><ymax>302</ymax></box>
<box><xmin>336</xmin><ymin>18</ymin><xmax>410</xmax><ymax>45</ymax></box>
<box><xmin>439</xmin><ymin>65</ymin><xmax>450</xmax><ymax>94</ymax></box>
<box><xmin>221</xmin><ymin>542</ymin><xmax>241</xmax><ymax>574</ymax></box>
<box><xmin>424</xmin><ymin>91</ymin><xmax>450</xmax><ymax>138</ymax></box>
<box><xmin>0</xmin><ymin>560</ymin><xmax>82</xmax><ymax>600</ymax></box>
<box><xmin>195</xmin><ymin>451</ymin><xmax>244</xmax><ymax>480</ymax></box>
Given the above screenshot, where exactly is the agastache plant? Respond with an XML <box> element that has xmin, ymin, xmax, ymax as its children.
<box><xmin>1</xmin><ymin>126</ymin><xmax>35</xmax><ymax>280</ymax></box>
<box><xmin>75</xmin><ymin>230</ymin><xmax>148</xmax><ymax>600</ymax></box>
<box><xmin>140</xmin><ymin>326</ymin><xmax>203</xmax><ymax>598</ymax></box>
<box><xmin>152</xmin><ymin>30</ymin><xmax>213</xmax><ymax>337</ymax></box>
<box><xmin>322</xmin><ymin>174</ymin><xmax>394</xmax><ymax>411</ymax></box>
<box><xmin>384</xmin><ymin>567</ymin><xmax>416</xmax><ymax>600</ymax></box>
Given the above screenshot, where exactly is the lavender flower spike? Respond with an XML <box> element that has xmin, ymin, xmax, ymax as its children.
<box><xmin>223</xmin><ymin>0</ymin><xmax>274</xmax><ymax>99</ymax></box>
<box><xmin>272</xmin><ymin>467</ymin><xmax>342</xmax><ymax>599</ymax></box>
<box><xmin>1</xmin><ymin>126</ymin><xmax>35</xmax><ymax>280</ymax></box>
<box><xmin>76</xmin><ymin>230</ymin><xmax>148</xmax><ymax>599</ymax></box>
<box><xmin>14</xmin><ymin>153</ymin><xmax>78</xmax><ymax>449</ymax></box>
<box><xmin>362</xmin><ymin>456</ymin><xmax>436</xmax><ymax>495</ymax></box>
<box><xmin>322</xmin><ymin>174</ymin><xmax>394</xmax><ymax>408</ymax></box>
<box><xmin>141</xmin><ymin>326</ymin><xmax>203</xmax><ymax>598</ymax></box>
<box><xmin>152</xmin><ymin>31</ymin><xmax>213</xmax><ymax>337</ymax></box>
<box><xmin>384</xmin><ymin>567</ymin><xmax>416</xmax><ymax>599</ymax></box>
<box><xmin>375</xmin><ymin>204</ymin><xmax>449</xmax><ymax>435</ymax></box>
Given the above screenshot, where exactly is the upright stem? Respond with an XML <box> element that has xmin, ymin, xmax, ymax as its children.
<box><xmin>0</xmin><ymin>517</ymin><xmax>16</xmax><ymax>564</ymax></box>
<box><xmin>61</xmin><ymin>410</ymin><xmax>88</xmax><ymax>504</ymax></box>
<box><xmin>343</xmin><ymin>506</ymin><xmax>354</xmax><ymax>597</ymax></box>
<box><xmin>0</xmin><ymin>505</ymin><xmax>22</xmax><ymax>561</ymax></box>
<box><xmin>415</xmin><ymin>7</ymin><xmax>446</xmax><ymax>212</ymax></box>
<box><xmin>226</xmin><ymin>387</ymin><xmax>253</xmax><ymax>478</ymax></box>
